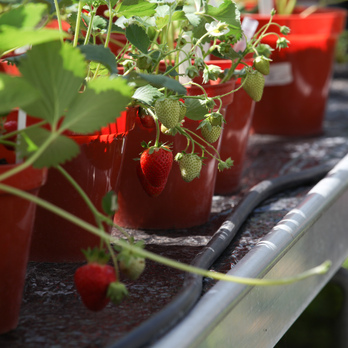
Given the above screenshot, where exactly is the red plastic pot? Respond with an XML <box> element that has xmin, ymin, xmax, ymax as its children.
<box><xmin>215</xmin><ymin>85</ymin><xmax>255</xmax><ymax>194</ymax></box>
<box><xmin>0</xmin><ymin>164</ymin><xmax>47</xmax><ymax>334</ymax></box>
<box><xmin>29</xmin><ymin>109</ymin><xmax>136</xmax><ymax>262</ymax></box>
<box><xmin>207</xmin><ymin>60</ymin><xmax>256</xmax><ymax>194</ymax></box>
<box><xmin>246</xmin><ymin>7</ymin><xmax>347</xmax><ymax>136</ymax></box>
<box><xmin>114</xmin><ymin>80</ymin><xmax>234</xmax><ymax>230</ymax></box>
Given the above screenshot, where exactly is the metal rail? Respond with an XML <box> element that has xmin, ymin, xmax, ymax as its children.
<box><xmin>153</xmin><ymin>154</ymin><xmax>348</xmax><ymax>348</ymax></box>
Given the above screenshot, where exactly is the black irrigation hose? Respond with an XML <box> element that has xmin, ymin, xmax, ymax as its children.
<box><xmin>108</xmin><ymin>162</ymin><xmax>335</xmax><ymax>348</ymax></box>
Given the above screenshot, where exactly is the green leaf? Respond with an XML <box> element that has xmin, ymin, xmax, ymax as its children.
<box><xmin>117</xmin><ymin>0</ymin><xmax>157</xmax><ymax>18</ymax></box>
<box><xmin>61</xmin><ymin>77</ymin><xmax>133</xmax><ymax>134</ymax></box>
<box><xmin>172</xmin><ymin>10</ymin><xmax>186</xmax><ymax>22</ymax></box>
<box><xmin>82</xmin><ymin>12</ymin><xmax>108</xmax><ymax>31</ymax></box>
<box><xmin>138</xmin><ymin>73</ymin><xmax>187</xmax><ymax>95</ymax></box>
<box><xmin>192</xmin><ymin>17</ymin><xmax>210</xmax><ymax>41</ymax></box>
<box><xmin>0</xmin><ymin>74</ymin><xmax>40</xmax><ymax>114</ymax></box>
<box><xmin>211</xmin><ymin>48</ymin><xmax>241</xmax><ymax>60</ymax></box>
<box><xmin>206</xmin><ymin>0</ymin><xmax>242</xmax><ymax>40</ymax></box>
<box><xmin>18</xmin><ymin>127</ymin><xmax>80</xmax><ymax>168</ymax></box>
<box><xmin>125</xmin><ymin>24</ymin><xmax>150</xmax><ymax>54</ymax></box>
<box><xmin>132</xmin><ymin>84</ymin><xmax>162</xmax><ymax>105</ymax></box>
<box><xmin>78</xmin><ymin>45</ymin><xmax>118</xmax><ymax>75</ymax></box>
<box><xmin>0</xmin><ymin>3</ymin><xmax>48</xmax><ymax>29</ymax></box>
<box><xmin>206</xmin><ymin>0</ymin><xmax>241</xmax><ymax>28</ymax></box>
<box><xmin>19</xmin><ymin>41</ymin><xmax>86</xmax><ymax>123</ymax></box>
<box><xmin>185</xmin><ymin>12</ymin><xmax>201</xmax><ymax>27</ymax></box>
<box><xmin>155</xmin><ymin>5</ymin><xmax>170</xmax><ymax>30</ymax></box>
<box><xmin>0</xmin><ymin>26</ymin><xmax>69</xmax><ymax>53</ymax></box>
<box><xmin>184</xmin><ymin>98</ymin><xmax>209</xmax><ymax>121</ymax></box>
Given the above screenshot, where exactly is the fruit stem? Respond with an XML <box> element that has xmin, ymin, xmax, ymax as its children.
<box><xmin>53</xmin><ymin>0</ymin><xmax>63</xmax><ymax>42</ymax></box>
<box><xmin>184</xmin><ymin>127</ymin><xmax>222</xmax><ymax>161</ymax></box>
<box><xmin>73</xmin><ymin>0</ymin><xmax>83</xmax><ymax>48</ymax></box>
<box><xmin>0</xmin><ymin>182</ymin><xmax>332</xmax><ymax>287</ymax></box>
<box><xmin>56</xmin><ymin>165</ymin><xmax>108</xmax><ymax>250</ymax></box>
<box><xmin>147</xmin><ymin>108</ymin><xmax>161</xmax><ymax>148</ymax></box>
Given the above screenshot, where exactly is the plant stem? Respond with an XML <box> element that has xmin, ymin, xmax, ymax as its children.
<box><xmin>73</xmin><ymin>1</ymin><xmax>84</xmax><ymax>47</ymax></box>
<box><xmin>83</xmin><ymin>10</ymin><xmax>95</xmax><ymax>45</ymax></box>
<box><xmin>53</xmin><ymin>0</ymin><xmax>63</xmax><ymax>41</ymax></box>
<box><xmin>0</xmin><ymin>131</ymin><xmax>60</xmax><ymax>182</ymax></box>
<box><xmin>147</xmin><ymin>108</ymin><xmax>160</xmax><ymax>148</ymax></box>
<box><xmin>0</xmin><ymin>182</ymin><xmax>332</xmax><ymax>286</ymax></box>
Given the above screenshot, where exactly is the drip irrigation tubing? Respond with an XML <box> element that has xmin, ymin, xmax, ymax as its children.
<box><xmin>108</xmin><ymin>161</ymin><xmax>336</xmax><ymax>348</ymax></box>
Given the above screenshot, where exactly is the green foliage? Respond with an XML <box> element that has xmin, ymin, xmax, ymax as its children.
<box><xmin>117</xmin><ymin>0</ymin><xmax>157</xmax><ymax>18</ymax></box>
<box><xmin>125</xmin><ymin>24</ymin><xmax>150</xmax><ymax>54</ymax></box>
<box><xmin>0</xmin><ymin>40</ymin><xmax>133</xmax><ymax>168</ymax></box>
<box><xmin>78</xmin><ymin>45</ymin><xmax>118</xmax><ymax>75</ymax></box>
<box><xmin>184</xmin><ymin>98</ymin><xmax>210</xmax><ymax>121</ymax></box>
<box><xmin>0</xmin><ymin>75</ymin><xmax>39</xmax><ymax>113</ymax></box>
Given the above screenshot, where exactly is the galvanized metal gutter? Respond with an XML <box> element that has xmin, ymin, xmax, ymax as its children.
<box><xmin>153</xmin><ymin>153</ymin><xmax>348</xmax><ymax>348</ymax></box>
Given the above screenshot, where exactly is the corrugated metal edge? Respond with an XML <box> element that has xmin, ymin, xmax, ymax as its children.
<box><xmin>153</xmin><ymin>153</ymin><xmax>348</xmax><ymax>348</ymax></box>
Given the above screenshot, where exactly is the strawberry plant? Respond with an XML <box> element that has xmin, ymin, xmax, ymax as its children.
<box><xmin>0</xmin><ymin>1</ymin><xmax>331</xmax><ymax>318</ymax></box>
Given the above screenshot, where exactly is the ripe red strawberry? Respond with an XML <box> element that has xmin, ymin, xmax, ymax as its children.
<box><xmin>178</xmin><ymin>153</ymin><xmax>202</xmax><ymax>182</ymax></box>
<box><xmin>2</xmin><ymin>120</ymin><xmax>18</xmax><ymax>150</ymax></box>
<box><xmin>140</xmin><ymin>145</ymin><xmax>173</xmax><ymax>187</ymax></box>
<box><xmin>242</xmin><ymin>70</ymin><xmax>265</xmax><ymax>102</ymax></box>
<box><xmin>155</xmin><ymin>98</ymin><xmax>180</xmax><ymax>129</ymax></box>
<box><xmin>139</xmin><ymin>109</ymin><xmax>156</xmax><ymax>129</ymax></box>
<box><xmin>74</xmin><ymin>248</ymin><xmax>117</xmax><ymax>311</ymax></box>
<box><xmin>136</xmin><ymin>163</ymin><xmax>166</xmax><ymax>197</ymax></box>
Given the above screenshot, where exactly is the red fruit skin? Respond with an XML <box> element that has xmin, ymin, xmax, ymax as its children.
<box><xmin>3</xmin><ymin>120</ymin><xmax>18</xmax><ymax>151</ymax></box>
<box><xmin>139</xmin><ymin>114</ymin><xmax>156</xmax><ymax>129</ymax></box>
<box><xmin>74</xmin><ymin>263</ymin><xmax>116</xmax><ymax>311</ymax></box>
<box><xmin>136</xmin><ymin>163</ymin><xmax>166</xmax><ymax>197</ymax></box>
<box><xmin>140</xmin><ymin>147</ymin><xmax>173</xmax><ymax>187</ymax></box>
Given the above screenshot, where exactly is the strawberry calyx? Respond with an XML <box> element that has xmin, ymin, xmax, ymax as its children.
<box><xmin>82</xmin><ymin>247</ymin><xmax>110</xmax><ymax>265</ymax></box>
<box><xmin>196</xmin><ymin>112</ymin><xmax>225</xmax><ymax>144</ymax></box>
<box><xmin>197</xmin><ymin>112</ymin><xmax>225</xmax><ymax>130</ymax></box>
<box><xmin>218</xmin><ymin>157</ymin><xmax>234</xmax><ymax>171</ymax></box>
<box><xmin>107</xmin><ymin>281</ymin><xmax>128</xmax><ymax>305</ymax></box>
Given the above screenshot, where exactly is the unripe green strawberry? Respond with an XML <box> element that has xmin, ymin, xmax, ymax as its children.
<box><xmin>155</xmin><ymin>98</ymin><xmax>180</xmax><ymax>129</ymax></box>
<box><xmin>136</xmin><ymin>55</ymin><xmax>152</xmax><ymax>70</ymax></box>
<box><xmin>201</xmin><ymin>124</ymin><xmax>222</xmax><ymax>143</ymax></box>
<box><xmin>120</xmin><ymin>256</ymin><xmax>146</xmax><ymax>281</ymax></box>
<box><xmin>178</xmin><ymin>153</ymin><xmax>202</xmax><ymax>182</ymax></box>
<box><xmin>242</xmin><ymin>70</ymin><xmax>265</xmax><ymax>102</ymax></box>
<box><xmin>254</xmin><ymin>56</ymin><xmax>271</xmax><ymax>75</ymax></box>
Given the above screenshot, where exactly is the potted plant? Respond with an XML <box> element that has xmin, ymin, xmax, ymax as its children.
<box><xmin>241</xmin><ymin>1</ymin><xmax>347</xmax><ymax>136</ymax></box>
<box><xmin>0</xmin><ymin>2</ymin><xmax>134</xmax><ymax>332</ymax></box>
<box><xmin>97</xmin><ymin>0</ymin><xmax>290</xmax><ymax>228</ymax></box>
<box><xmin>0</xmin><ymin>2</ymin><xmax>139</xmax><ymax>262</ymax></box>
<box><xmin>0</xmin><ymin>2</ymin><xmax>332</xmax><ymax>336</ymax></box>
